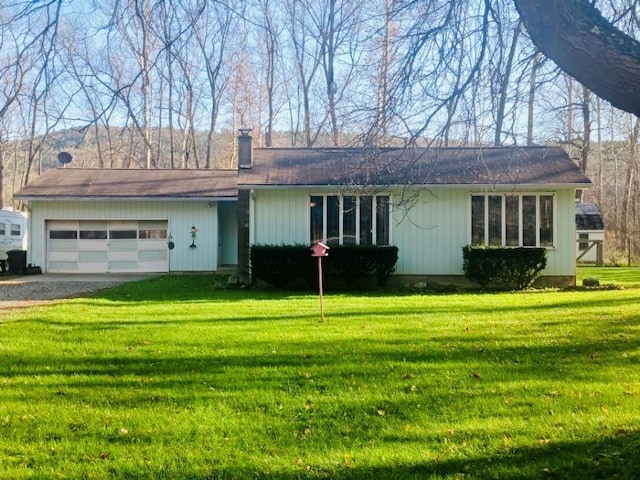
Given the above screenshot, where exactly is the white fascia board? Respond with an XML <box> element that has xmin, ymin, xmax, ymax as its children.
<box><xmin>15</xmin><ymin>196</ymin><xmax>237</xmax><ymax>202</ymax></box>
<box><xmin>238</xmin><ymin>183</ymin><xmax>592</xmax><ymax>190</ymax></box>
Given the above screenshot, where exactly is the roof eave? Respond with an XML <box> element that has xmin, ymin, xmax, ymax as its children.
<box><xmin>14</xmin><ymin>195</ymin><xmax>238</xmax><ymax>202</ymax></box>
<box><xmin>238</xmin><ymin>182</ymin><xmax>592</xmax><ymax>190</ymax></box>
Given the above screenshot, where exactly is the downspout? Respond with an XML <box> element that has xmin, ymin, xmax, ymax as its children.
<box><xmin>21</xmin><ymin>201</ymin><xmax>34</xmax><ymax>269</ymax></box>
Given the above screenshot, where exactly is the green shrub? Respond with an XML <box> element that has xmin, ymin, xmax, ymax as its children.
<box><xmin>250</xmin><ymin>244</ymin><xmax>399</xmax><ymax>290</ymax></box>
<box><xmin>462</xmin><ymin>245</ymin><xmax>547</xmax><ymax>290</ymax></box>
<box><xmin>250</xmin><ymin>244</ymin><xmax>314</xmax><ymax>288</ymax></box>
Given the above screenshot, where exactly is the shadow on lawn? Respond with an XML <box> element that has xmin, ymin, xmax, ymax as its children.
<box><xmin>90</xmin><ymin>273</ymin><xmax>640</xmax><ymax>306</ymax></box>
<box><xmin>347</xmin><ymin>431</ymin><xmax>640</xmax><ymax>480</ymax></box>
<box><xmin>109</xmin><ymin>431</ymin><xmax>640</xmax><ymax>479</ymax></box>
<box><xmin>1</xmin><ymin>331</ymin><xmax>636</xmax><ymax>391</ymax></box>
<box><xmin>48</xmin><ymin>292</ymin><xmax>640</xmax><ymax>334</ymax></box>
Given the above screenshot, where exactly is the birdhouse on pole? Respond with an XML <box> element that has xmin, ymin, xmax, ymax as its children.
<box><xmin>311</xmin><ymin>242</ymin><xmax>329</xmax><ymax>321</ymax></box>
<box><xmin>311</xmin><ymin>242</ymin><xmax>329</xmax><ymax>257</ymax></box>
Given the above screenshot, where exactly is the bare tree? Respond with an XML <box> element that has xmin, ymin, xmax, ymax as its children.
<box><xmin>194</xmin><ymin>1</ymin><xmax>238</xmax><ymax>168</ymax></box>
<box><xmin>285</xmin><ymin>0</ymin><xmax>325</xmax><ymax>146</ymax></box>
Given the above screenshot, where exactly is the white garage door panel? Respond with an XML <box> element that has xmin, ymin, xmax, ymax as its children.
<box><xmin>78</xmin><ymin>241</ymin><xmax>108</xmax><ymax>251</ymax></box>
<box><xmin>48</xmin><ymin>251</ymin><xmax>78</xmax><ymax>262</ymax></box>
<box><xmin>48</xmin><ymin>240</ymin><xmax>78</xmax><ymax>252</ymax></box>
<box><xmin>109</xmin><ymin>260</ymin><xmax>138</xmax><ymax>271</ymax></box>
<box><xmin>46</xmin><ymin>220</ymin><xmax>168</xmax><ymax>273</ymax></box>
<box><xmin>49</xmin><ymin>261</ymin><xmax>79</xmax><ymax>271</ymax></box>
<box><xmin>109</xmin><ymin>240</ymin><xmax>137</xmax><ymax>252</ymax></box>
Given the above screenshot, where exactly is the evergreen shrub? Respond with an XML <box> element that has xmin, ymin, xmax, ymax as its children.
<box><xmin>462</xmin><ymin>245</ymin><xmax>547</xmax><ymax>290</ymax></box>
<box><xmin>250</xmin><ymin>244</ymin><xmax>399</xmax><ymax>290</ymax></box>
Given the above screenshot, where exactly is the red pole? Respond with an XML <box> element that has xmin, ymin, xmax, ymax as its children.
<box><xmin>318</xmin><ymin>256</ymin><xmax>325</xmax><ymax>322</ymax></box>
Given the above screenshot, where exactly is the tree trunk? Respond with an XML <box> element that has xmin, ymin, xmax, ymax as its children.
<box><xmin>526</xmin><ymin>52</ymin><xmax>541</xmax><ymax>146</ymax></box>
<box><xmin>494</xmin><ymin>21</ymin><xmax>522</xmax><ymax>146</ymax></box>
<box><xmin>0</xmin><ymin>141</ymin><xmax>4</xmax><ymax>208</ymax></box>
<box><xmin>514</xmin><ymin>0</ymin><xmax>640</xmax><ymax>116</ymax></box>
<box><xmin>580</xmin><ymin>86</ymin><xmax>591</xmax><ymax>173</ymax></box>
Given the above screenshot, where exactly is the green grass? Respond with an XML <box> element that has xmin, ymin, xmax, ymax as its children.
<box><xmin>1</xmin><ymin>271</ymin><xmax>640</xmax><ymax>479</ymax></box>
<box><xmin>578</xmin><ymin>265</ymin><xmax>640</xmax><ymax>287</ymax></box>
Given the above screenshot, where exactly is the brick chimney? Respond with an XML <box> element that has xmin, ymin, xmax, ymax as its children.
<box><xmin>238</xmin><ymin>128</ymin><xmax>253</xmax><ymax>169</ymax></box>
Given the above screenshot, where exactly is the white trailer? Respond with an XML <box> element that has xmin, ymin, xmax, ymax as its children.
<box><xmin>0</xmin><ymin>207</ymin><xmax>27</xmax><ymax>262</ymax></box>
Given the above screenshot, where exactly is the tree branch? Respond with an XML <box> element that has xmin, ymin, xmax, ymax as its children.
<box><xmin>514</xmin><ymin>0</ymin><xmax>640</xmax><ymax>116</ymax></box>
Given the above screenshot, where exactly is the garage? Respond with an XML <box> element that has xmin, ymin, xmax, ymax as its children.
<box><xmin>46</xmin><ymin>220</ymin><xmax>168</xmax><ymax>273</ymax></box>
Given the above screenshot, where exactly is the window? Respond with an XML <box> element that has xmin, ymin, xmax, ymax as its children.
<box><xmin>470</xmin><ymin>194</ymin><xmax>555</xmax><ymax>248</ymax></box>
<box><xmin>139</xmin><ymin>229</ymin><xmax>167</xmax><ymax>239</ymax></box>
<box><xmin>109</xmin><ymin>230</ymin><xmax>137</xmax><ymax>240</ymax></box>
<box><xmin>80</xmin><ymin>230</ymin><xmax>108</xmax><ymax>240</ymax></box>
<box><xmin>0</xmin><ymin>224</ymin><xmax>5</xmax><ymax>236</ymax></box>
<box><xmin>139</xmin><ymin>221</ymin><xmax>167</xmax><ymax>240</ymax></box>
<box><xmin>10</xmin><ymin>224</ymin><xmax>21</xmax><ymax>236</ymax></box>
<box><xmin>578</xmin><ymin>233</ymin><xmax>589</xmax><ymax>251</ymax></box>
<box><xmin>309</xmin><ymin>194</ymin><xmax>391</xmax><ymax>246</ymax></box>
<box><xmin>49</xmin><ymin>230</ymin><xmax>78</xmax><ymax>240</ymax></box>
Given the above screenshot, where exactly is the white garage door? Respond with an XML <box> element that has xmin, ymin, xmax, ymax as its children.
<box><xmin>46</xmin><ymin>220</ymin><xmax>168</xmax><ymax>273</ymax></box>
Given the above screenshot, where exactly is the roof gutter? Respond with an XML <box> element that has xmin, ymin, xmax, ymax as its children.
<box><xmin>237</xmin><ymin>182</ymin><xmax>593</xmax><ymax>190</ymax></box>
<box><xmin>13</xmin><ymin>195</ymin><xmax>238</xmax><ymax>202</ymax></box>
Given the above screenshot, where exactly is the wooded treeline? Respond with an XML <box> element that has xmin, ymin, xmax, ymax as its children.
<box><xmin>0</xmin><ymin>0</ymin><xmax>639</xmax><ymax>262</ymax></box>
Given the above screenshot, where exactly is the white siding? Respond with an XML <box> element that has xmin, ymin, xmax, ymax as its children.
<box><xmin>27</xmin><ymin>200</ymin><xmax>219</xmax><ymax>272</ymax></box>
<box><xmin>393</xmin><ymin>188</ymin><xmax>578</xmax><ymax>277</ymax></box>
<box><xmin>392</xmin><ymin>188</ymin><xmax>469</xmax><ymax>275</ymax></box>
<box><xmin>545</xmin><ymin>189</ymin><xmax>578</xmax><ymax>276</ymax></box>
<box><xmin>252</xmin><ymin>189</ymin><xmax>309</xmax><ymax>245</ymax></box>
<box><xmin>251</xmin><ymin>186</ymin><xmax>578</xmax><ymax>279</ymax></box>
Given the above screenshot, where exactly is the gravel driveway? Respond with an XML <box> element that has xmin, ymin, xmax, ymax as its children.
<box><xmin>0</xmin><ymin>274</ymin><xmax>158</xmax><ymax>311</ymax></box>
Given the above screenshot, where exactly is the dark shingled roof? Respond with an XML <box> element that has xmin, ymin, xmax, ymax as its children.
<box><xmin>14</xmin><ymin>168</ymin><xmax>238</xmax><ymax>200</ymax></box>
<box><xmin>239</xmin><ymin>146</ymin><xmax>592</xmax><ymax>187</ymax></box>
<box><xmin>576</xmin><ymin>203</ymin><xmax>605</xmax><ymax>230</ymax></box>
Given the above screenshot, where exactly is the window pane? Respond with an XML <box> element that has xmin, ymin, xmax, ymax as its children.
<box><xmin>0</xmin><ymin>224</ymin><xmax>5</xmax><ymax>236</ymax></box>
<box><xmin>80</xmin><ymin>230</ymin><xmax>108</xmax><ymax>240</ymax></box>
<box><xmin>376</xmin><ymin>196</ymin><xmax>390</xmax><ymax>245</ymax></box>
<box><xmin>359</xmin><ymin>196</ymin><xmax>373</xmax><ymax>246</ymax></box>
<box><xmin>579</xmin><ymin>233</ymin><xmax>589</xmax><ymax>250</ymax></box>
<box><xmin>539</xmin><ymin>195</ymin><xmax>554</xmax><ymax>246</ymax></box>
<box><xmin>10</xmin><ymin>224</ymin><xmax>21</xmax><ymax>236</ymax></box>
<box><xmin>488</xmin><ymin>196</ymin><xmax>502</xmax><ymax>246</ymax></box>
<box><xmin>109</xmin><ymin>230</ymin><xmax>137</xmax><ymax>240</ymax></box>
<box><xmin>49</xmin><ymin>230</ymin><xmax>78</xmax><ymax>240</ymax></box>
<box><xmin>522</xmin><ymin>196</ymin><xmax>536</xmax><ymax>246</ymax></box>
<box><xmin>310</xmin><ymin>196</ymin><xmax>324</xmax><ymax>244</ymax></box>
<box><xmin>343</xmin><ymin>196</ymin><xmax>357</xmax><ymax>245</ymax></box>
<box><xmin>505</xmin><ymin>196</ymin><xmax>519</xmax><ymax>246</ymax></box>
<box><xmin>139</xmin><ymin>229</ymin><xmax>167</xmax><ymax>239</ymax></box>
<box><xmin>471</xmin><ymin>196</ymin><xmax>485</xmax><ymax>245</ymax></box>
<box><xmin>326</xmin><ymin>196</ymin><xmax>340</xmax><ymax>245</ymax></box>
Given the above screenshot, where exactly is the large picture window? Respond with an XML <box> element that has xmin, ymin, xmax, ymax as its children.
<box><xmin>310</xmin><ymin>194</ymin><xmax>391</xmax><ymax>246</ymax></box>
<box><xmin>470</xmin><ymin>194</ymin><xmax>555</xmax><ymax>248</ymax></box>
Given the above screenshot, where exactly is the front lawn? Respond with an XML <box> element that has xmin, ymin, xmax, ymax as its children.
<box><xmin>1</xmin><ymin>274</ymin><xmax>639</xmax><ymax>479</ymax></box>
<box><xmin>578</xmin><ymin>265</ymin><xmax>640</xmax><ymax>287</ymax></box>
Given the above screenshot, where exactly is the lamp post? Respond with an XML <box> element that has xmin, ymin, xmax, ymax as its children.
<box><xmin>310</xmin><ymin>242</ymin><xmax>329</xmax><ymax>322</ymax></box>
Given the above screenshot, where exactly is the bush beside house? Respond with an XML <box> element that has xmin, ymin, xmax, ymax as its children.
<box><xmin>251</xmin><ymin>245</ymin><xmax>398</xmax><ymax>290</ymax></box>
<box><xmin>462</xmin><ymin>246</ymin><xmax>547</xmax><ymax>290</ymax></box>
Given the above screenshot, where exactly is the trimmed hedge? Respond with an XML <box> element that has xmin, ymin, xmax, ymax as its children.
<box><xmin>250</xmin><ymin>244</ymin><xmax>399</xmax><ymax>290</ymax></box>
<box><xmin>462</xmin><ymin>245</ymin><xmax>547</xmax><ymax>290</ymax></box>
